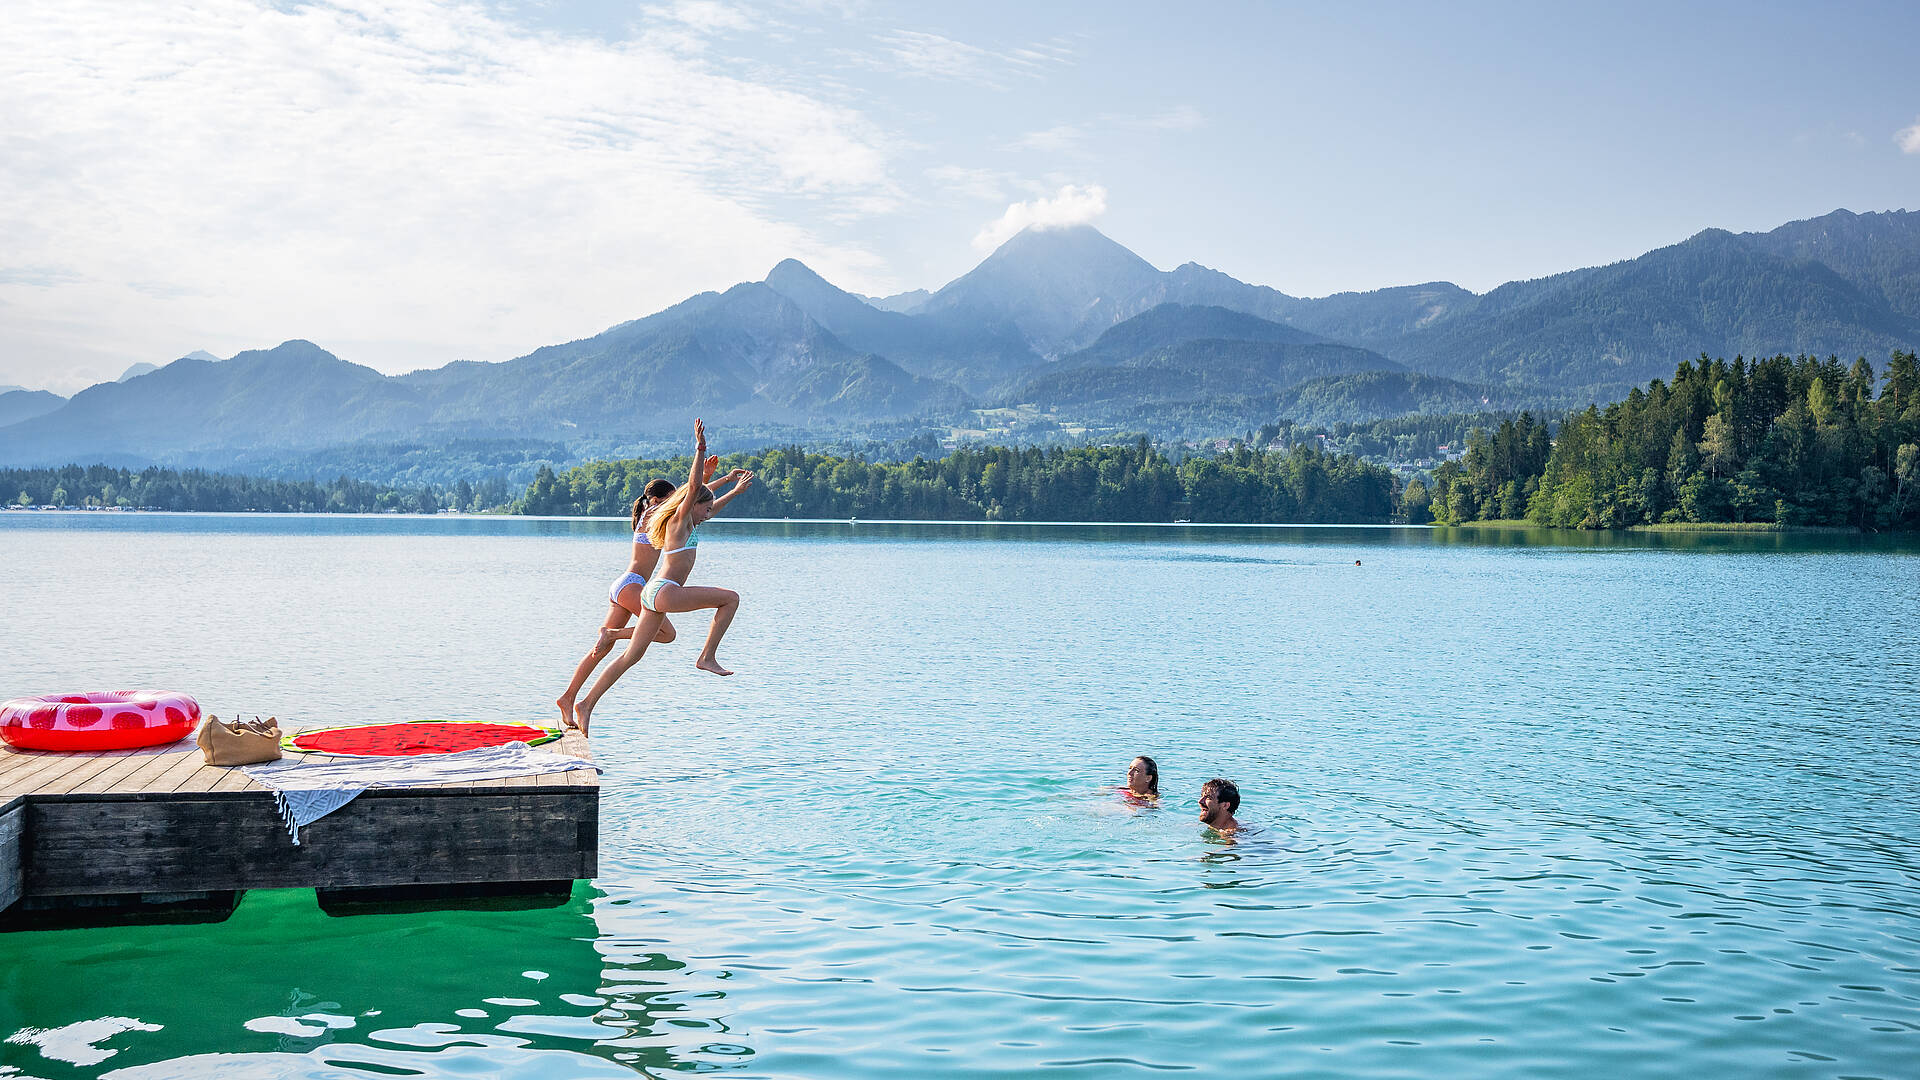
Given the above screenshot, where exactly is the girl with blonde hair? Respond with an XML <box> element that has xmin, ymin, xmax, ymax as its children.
<box><xmin>573</xmin><ymin>419</ymin><xmax>749</xmax><ymax>735</ymax></box>
<box><xmin>557</xmin><ymin>452</ymin><xmax>749</xmax><ymax>730</ymax></box>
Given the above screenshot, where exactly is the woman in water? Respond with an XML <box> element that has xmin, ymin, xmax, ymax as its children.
<box><xmin>556</xmin><ymin>457</ymin><xmax>748</xmax><ymax>729</ymax></box>
<box><xmin>1122</xmin><ymin>755</ymin><xmax>1160</xmax><ymax>802</ymax></box>
<box><xmin>573</xmin><ymin>419</ymin><xmax>748</xmax><ymax>734</ymax></box>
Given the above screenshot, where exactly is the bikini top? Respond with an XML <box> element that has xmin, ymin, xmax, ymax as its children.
<box><xmin>660</xmin><ymin>528</ymin><xmax>700</xmax><ymax>557</ymax></box>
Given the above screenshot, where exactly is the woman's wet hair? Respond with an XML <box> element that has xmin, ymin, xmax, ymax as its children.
<box><xmin>1133</xmin><ymin>755</ymin><xmax>1160</xmax><ymax>795</ymax></box>
<box><xmin>1202</xmin><ymin>778</ymin><xmax>1239</xmax><ymax>813</ymax></box>
<box><xmin>631</xmin><ymin>478</ymin><xmax>679</xmax><ymax>532</ymax></box>
<box><xmin>645</xmin><ymin>483</ymin><xmax>715</xmax><ymax>548</ymax></box>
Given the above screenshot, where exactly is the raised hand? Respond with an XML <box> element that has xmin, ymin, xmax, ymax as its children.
<box><xmin>694</xmin><ymin>418</ymin><xmax>707</xmax><ymax>447</ymax></box>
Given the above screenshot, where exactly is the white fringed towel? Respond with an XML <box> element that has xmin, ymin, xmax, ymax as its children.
<box><xmin>243</xmin><ymin>742</ymin><xmax>601</xmax><ymax>843</ymax></box>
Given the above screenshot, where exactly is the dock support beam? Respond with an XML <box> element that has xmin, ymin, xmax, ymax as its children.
<box><xmin>0</xmin><ymin>797</ymin><xmax>22</xmax><ymax>914</ymax></box>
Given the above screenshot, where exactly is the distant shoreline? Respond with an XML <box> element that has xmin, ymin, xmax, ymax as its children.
<box><xmin>3</xmin><ymin>508</ymin><xmax>1904</xmax><ymax>536</ymax></box>
<box><xmin>1435</xmin><ymin>518</ymin><xmax>1864</xmax><ymax>534</ymax></box>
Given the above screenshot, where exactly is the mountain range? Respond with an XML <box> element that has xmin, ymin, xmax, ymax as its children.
<box><xmin>3</xmin><ymin>207</ymin><xmax>1916</xmax><ymax>472</ymax></box>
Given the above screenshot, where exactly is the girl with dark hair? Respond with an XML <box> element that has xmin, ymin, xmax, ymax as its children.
<box><xmin>1123</xmin><ymin>756</ymin><xmax>1160</xmax><ymax>801</ymax></box>
<box><xmin>573</xmin><ymin>419</ymin><xmax>751</xmax><ymax>734</ymax></box>
<box><xmin>556</xmin><ymin>451</ymin><xmax>749</xmax><ymax>729</ymax></box>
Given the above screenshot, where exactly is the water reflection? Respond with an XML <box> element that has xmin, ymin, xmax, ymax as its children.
<box><xmin>0</xmin><ymin>884</ymin><xmax>743</xmax><ymax>1079</ymax></box>
<box><xmin>5</xmin><ymin>511</ymin><xmax>1914</xmax><ymax>556</ymax></box>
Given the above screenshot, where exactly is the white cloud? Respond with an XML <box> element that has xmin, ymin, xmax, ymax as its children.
<box><xmin>871</xmin><ymin>29</ymin><xmax>1071</xmax><ymax>90</ymax></box>
<box><xmin>1897</xmin><ymin>117</ymin><xmax>1920</xmax><ymax>154</ymax></box>
<box><xmin>0</xmin><ymin>0</ymin><xmax>899</xmax><ymax>390</ymax></box>
<box><xmin>972</xmin><ymin>184</ymin><xmax>1108</xmax><ymax>251</ymax></box>
<box><xmin>1010</xmin><ymin>125</ymin><xmax>1086</xmax><ymax>153</ymax></box>
<box><xmin>648</xmin><ymin>1</ymin><xmax>754</xmax><ymax>33</ymax></box>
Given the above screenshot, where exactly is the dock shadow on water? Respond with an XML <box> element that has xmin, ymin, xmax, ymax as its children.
<box><xmin>0</xmin><ymin>884</ymin><xmax>746</xmax><ymax>1078</ymax></box>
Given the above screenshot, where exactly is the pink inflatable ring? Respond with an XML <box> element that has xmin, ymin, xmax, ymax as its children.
<box><xmin>0</xmin><ymin>691</ymin><xmax>201</xmax><ymax>752</ymax></box>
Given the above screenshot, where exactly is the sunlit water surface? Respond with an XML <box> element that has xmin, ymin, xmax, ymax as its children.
<box><xmin>1</xmin><ymin>514</ymin><xmax>1917</xmax><ymax>1078</ymax></box>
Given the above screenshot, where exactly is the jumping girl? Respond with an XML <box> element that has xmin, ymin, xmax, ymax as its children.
<box><xmin>572</xmin><ymin>419</ymin><xmax>748</xmax><ymax>735</ymax></box>
<box><xmin>557</xmin><ymin>451</ymin><xmax>749</xmax><ymax>730</ymax></box>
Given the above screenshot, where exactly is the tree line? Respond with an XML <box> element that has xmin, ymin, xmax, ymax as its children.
<box><xmin>4</xmin><ymin>464</ymin><xmax>430</xmax><ymax>513</ymax></box>
<box><xmin>1421</xmin><ymin>352</ymin><xmax>1920</xmax><ymax>529</ymax></box>
<box><xmin>515</xmin><ymin>439</ymin><xmax>1402</xmax><ymax>524</ymax></box>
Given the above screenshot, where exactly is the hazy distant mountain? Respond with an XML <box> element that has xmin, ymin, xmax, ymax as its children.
<box><xmin>0</xmin><ymin>341</ymin><xmax>430</xmax><ymax>462</ymax></box>
<box><xmin>0</xmin><ymin>288</ymin><xmax>969</xmax><ymax>465</ymax></box>
<box><xmin>1011</xmin><ymin>340</ymin><xmax>1400</xmax><ymax>408</ymax></box>
<box><xmin>0</xmin><ymin>385</ymin><xmax>28</xmax><ymax>396</ymax></box>
<box><xmin>116</xmin><ymin>362</ymin><xmax>159</xmax><ymax>382</ymax></box>
<box><xmin>1380</xmin><ymin>222</ymin><xmax>1920</xmax><ymax>397</ymax></box>
<box><xmin>5</xmin><ymin>207</ymin><xmax>1918</xmax><ymax>472</ymax></box>
<box><xmin>400</xmin><ymin>281</ymin><xmax>968</xmax><ymax>428</ymax></box>
<box><xmin>918</xmin><ymin>225</ymin><xmax>1168</xmax><ymax>353</ymax></box>
<box><xmin>0</xmin><ymin>389</ymin><xmax>66</xmax><ymax>429</ymax></box>
<box><xmin>763</xmin><ymin>259</ymin><xmax>1037</xmax><ymax>394</ymax></box>
<box><xmin>1063</xmin><ymin>304</ymin><xmax>1324</xmax><ymax>367</ymax></box>
<box><xmin>861</xmin><ymin>289</ymin><xmax>931</xmax><ymax>314</ymax></box>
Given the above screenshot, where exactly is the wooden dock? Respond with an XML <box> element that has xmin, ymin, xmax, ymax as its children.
<box><xmin>0</xmin><ymin>732</ymin><xmax>597</xmax><ymax>925</ymax></box>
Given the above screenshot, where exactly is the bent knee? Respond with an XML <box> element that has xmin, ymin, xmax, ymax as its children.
<box><xmin>654</xmin><ymin>625</ymin><xmax>678</xmax><ymax>643</ymax></box>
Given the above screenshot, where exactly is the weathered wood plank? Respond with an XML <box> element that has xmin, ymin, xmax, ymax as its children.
<box><xmin>150</xmin><ymin>746</ymin><xmax>216</xmax><ymax>793</ymax></box>
<box><xmin>172</xmin><ymin>760</ymin><xmax>229</xmax><ymax>794</ymax></box>
<box><xmin>0</xmin><ymin>748</ymin><xmax>59</xmax><ymax>780</ymax></box>
<box><xmin>0</xmin><ymin>751</ymin><xmax>96</xmax><ymax>797</ymax></box>
<box><xmin>0</xmin><ymin>799</ymin><xmax>22</xmax><ymax>912</ymax></box>
<box><xmin>107</xmin><ymin>747</ymin><xmax>205</xmax><ymax>794</ymax></box>
<box><xmin>24</xmin><ymin>789</ymin><xmax>596</xmax><ymax>895</ymax></box>
<box><xmin>59</xmin><ymin>745</ymin><xmax>183</xmax><ymax>796</ymax></box>
<box><xmin>209</xmin><ymin>766</ymin><xmax>257</xmax><ymax>792</ymax></box>
<box><xmin>29</xmin><ymin>749</ymin><xmax>149</xmax><ymax>798</ymax></box>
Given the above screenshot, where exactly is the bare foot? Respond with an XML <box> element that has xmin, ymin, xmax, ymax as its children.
<box><xmin>556</xmin><ymin>695</ymin><xmax>578</xmax><ymax>729</ymax></box>
<box><xmin>573</xmin><ymin>701</ymin><xmax>594</xmax><ymax>737</ymax></box>
<box><xmin>695</xmin><ymin>657</ymin><xmax>734</xmax><ymax>677</ymax></box>
<box><xmin>597</xmin><ymin>626</ymin><xmax>622</xmax><ymax>650</ymax></box>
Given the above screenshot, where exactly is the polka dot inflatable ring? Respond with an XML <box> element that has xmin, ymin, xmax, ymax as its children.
<box><xmin>0</xmin><ymin>690</ymin><xmax>201</xmax><ymax>752</ymax></box>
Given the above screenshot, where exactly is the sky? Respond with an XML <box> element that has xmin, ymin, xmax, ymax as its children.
<box><xmin>2</xmin><ymin>0</ymin><xmax>1917</xmax><ymax>394</ymax></box>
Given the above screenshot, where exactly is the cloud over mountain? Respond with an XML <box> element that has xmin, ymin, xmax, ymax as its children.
<box><xmin>973</xmin><ymin>185</ymin><xmax>1109</xmax><ymax>251</ymax></box>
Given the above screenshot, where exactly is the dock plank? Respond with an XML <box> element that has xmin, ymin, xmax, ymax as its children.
<box><xmin>149</xmin><ymin>746</ymin><xmax>216</xmax><ymax>794</ymax></box>
<box><xmin>0</xmin><ymin>748</ymin><xmax>85</xmax><ymax>789</ymax></box>
<box><xmin>108</xmin><ymin>747</ymin><xmax>205</xmax><ymax>794</ymax></box>
<box><xmin>173</xmin><ymin>760</ymin><xmax>228</xmax><ymax>793</ymax></box>
<box><xmin>30</xmin><ymin>749</ymin><xmax>150</xmax><ymax>798</ymax></box>
<box><xmin>209</xmin><ymin>766</ymin><xmax>258</xmax><ymax>792</ymax></box>
<box><xmin>2</xmin><ymin>751</ymin><xmax>107</xmax><ymax>798</ymax></box>
<box><xmin>64</xmin><ymin>745</ymin><xmax>185</xmax><ymax>795</ymax></box>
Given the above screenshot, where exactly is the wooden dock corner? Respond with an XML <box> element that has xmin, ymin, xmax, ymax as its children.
<box><xmin>0</xmin><ymin>731</ymin><xmax>597</xmax><ymax>927</ymax></box>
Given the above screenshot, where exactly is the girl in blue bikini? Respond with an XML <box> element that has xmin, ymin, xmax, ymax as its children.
<box><xmin>557</xmin><ymin>447</ymin><xmax>750</xmax><ymax>730</ymax></box>
<box><xmin>573</xmin><ymin>419</ymin><xmax>749</xmax><ymax>734</ymax></box>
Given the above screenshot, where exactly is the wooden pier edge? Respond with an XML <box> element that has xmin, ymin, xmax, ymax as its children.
<box><xmin>0</xmin><ymin>732</ymin><xmax>598</xmax><ymax>926</ymax></box>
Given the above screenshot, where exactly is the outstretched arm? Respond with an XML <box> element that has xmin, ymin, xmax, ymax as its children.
<box><xmin>682</xmin><ymin>420</ymin><xmax>707</xmax><ymax>508</ymax></box>
<box><xmin>711</xmin><ymin>470</ymin><xmax>754</xmax><ymax>512</ymax></box>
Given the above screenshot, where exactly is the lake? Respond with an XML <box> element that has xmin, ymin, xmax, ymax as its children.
<box><xmin>2</xmin><ymin>514</ymin><xmax>1917</xmax><ymax>1078</ymax></box>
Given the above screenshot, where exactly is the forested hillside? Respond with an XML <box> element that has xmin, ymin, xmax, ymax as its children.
<box><xmin>1423</xmin><ymin>351</ymin><xmax>1919</xmax><ymax>529</ymax></box>
<box><xmin>516</xmin><ymin>440</ymin><xmax>1400</xmax><ymax>524</ymax></box>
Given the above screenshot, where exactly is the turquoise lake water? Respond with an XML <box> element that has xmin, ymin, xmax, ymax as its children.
<box><xmin>1</xmin><ymin>513</ymin><xmax>1917</xmax><ymax>1078</ymax></box>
